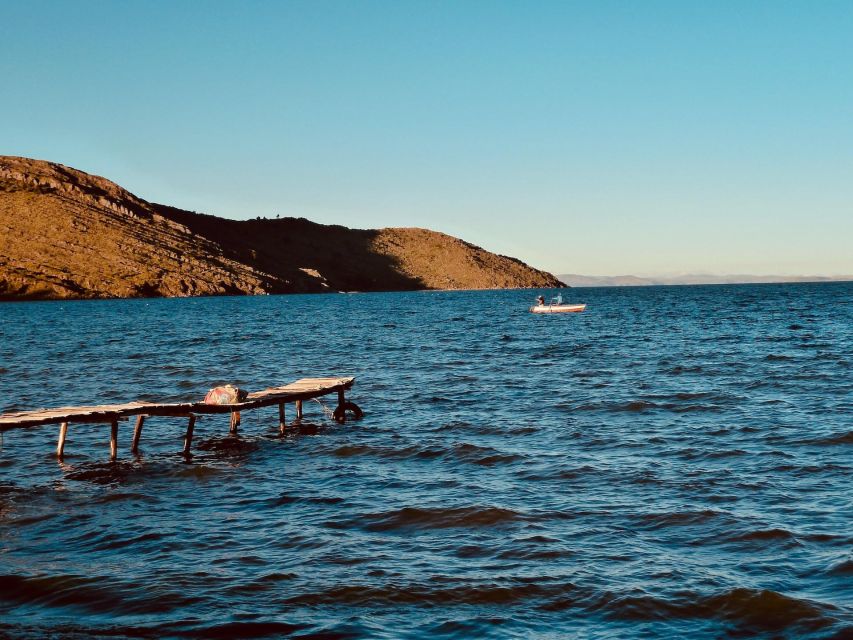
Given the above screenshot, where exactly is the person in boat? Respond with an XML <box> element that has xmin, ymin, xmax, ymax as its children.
<box><xmin>536</xmin><ymin>295</ymin><xmax>545</xmax><ymax>306</ymax></box>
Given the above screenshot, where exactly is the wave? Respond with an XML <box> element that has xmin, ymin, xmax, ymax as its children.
<box><xmin>64</xmin><ymin>461</ymin><xmax>142</xmax><ymax>484</ymax></box>
<box><xmin>695</xmin><ymin>588</ymin><xmax>838</xmax><ymax>632</ymax></box>
<box><xmin>92</xmin><ymin>491</ymin><xmax>160</xmax><ymax>504</ymax></box>
<box><xmin>330</xmin><ymin>442</ymin><xmax>442</xmax><ymax>461</ymax></box>
<box><xmin>572</xmin><ymin>399</ymin><xmax>722</xmax><ymax>413</ymax></box>
<box><xmin>641</xmin><ymin>391</ymin><xmax>707</xmax><ymax>400</ymax></box>
<box><xmin>670</xmin><ymin>403</ymin><xmax>723</xmax><ymax>413</ymax></box>
<box><xmin>266</xmin><ymin>492</ymin><xmax>344</xmax><ymax>507</ymax></box>
<box><xmin>0</xmin><ymin>573</ymin><xmax>197</xmax><ymax>615</ymax></box>
<box><xmin>571</xmin><ymin>369</ymin><xmax>613</xmax><ymax>378</ymax></box>
<box><xmin>88</xmin><ymin>530</ymin><xmax>168</xmax><ymax>552</ymax></box>
<box><xmin>283</xmin><ymin>580</ymin><xmax>569</xmax><ymax>607</ymax></box>
<box><xmin>703</xmin><ymin>448</ymin><xmax>748</xmax><ymax>459</ymax></box>
<box><xmin>329</xmin><ymin>442</ymin><xmax>522</xmax><ymax>466</ymax></box>
<box><xmin>551</xmin><ymin>464</ymin><xmax>599</xmax><ymax>480</ymax></box>
<box><xmin>826</xmin><ymin>558</ymin><xmax>853</xmax><ymax>575</ymax></box>
<box><xmin>175</xmin><ymin>621</ymin><xmax>310</xmax><ymax>638</ymax></box>
<box><xmin>666</xmin><ymin>365</ymin><xmax>704</xmax><ymax>374</ymax></box>
<box><xmin>496</xmin><ymin>547</ymin><xmax>573</xmax><ymax>561</ymax></box>
<box><xmin>633</xmin><ymin>509</ymin><xmax>723</xmax><ymax>529</ymax></box>
<box><xmin>450</xmin><ymin>443</ymin><xmax>523</xmax><ymax>466</ymax></box>
<box><xmin>269</xmin><ymin>581</ymin><xmax>842</xmax><ymax>636</ymax></box>
<box><xmin>573</xmin><ymin>400</ymin><xmax>660</xmax><ymax>412</ymax></box>
<box><xmin>432</xmin><ymin>421</ymin><xmax>538</xmax><ymax>436</ymax></box>
<box><xmin>769</xmin><ymin>462</ymin><xmax>848</xmax><ymax>475</ymax></box>
<box><xmin>335</xmin><ymin>505</ymin><xmax>522</xmax><ymax>532</ymax></box>
<box><xmin>642</xmin><ymin>390</ymin><xmax>744</xmax><ymax>405</ymax></box>
<box><xmin>808</xmin><ymin>430</ymin><xmax>853</xmax><ymax>446</ymax></box>
<box><xmin>725</xmin><ymin>528</ymin><xmax>801</xmax><ymax>545</ymax></box>
<box><xmin>600</xmin><ymin>587</ymin><xmax>840</xmax><ymax>633</ymax></box>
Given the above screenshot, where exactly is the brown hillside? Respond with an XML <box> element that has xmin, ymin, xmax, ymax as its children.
<box><xmin>0</xmin><ymin>156</ymin><xmax>564</xmax><ymax>300</ymax></box>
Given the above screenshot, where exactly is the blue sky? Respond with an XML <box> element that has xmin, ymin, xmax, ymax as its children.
<box><xmin>2</xmin><ymin>1</ymin><xmax>851</xmax><ymax>276</ymax></box>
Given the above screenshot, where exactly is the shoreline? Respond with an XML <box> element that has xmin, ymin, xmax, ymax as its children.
<box><xmin>4</xmin><ymin>278</ymin><xmax>851</xmax><ymax>304</ymax></box>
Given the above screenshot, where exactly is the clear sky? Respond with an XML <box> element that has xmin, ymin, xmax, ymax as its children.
<box><xmin>2</xmin><ymin>1</ymin><xmax>851</xmax><ymax>276</ymax></box>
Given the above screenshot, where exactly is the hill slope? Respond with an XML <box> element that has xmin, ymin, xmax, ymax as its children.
<box><xmin>0</xmin><ymin>156</ymin><xmax>563</xmax><ymax>300</ymax></box>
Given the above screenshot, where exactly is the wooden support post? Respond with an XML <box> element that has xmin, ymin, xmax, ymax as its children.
<box><xmin>183</xmin><ymin>415</ymin><xmax>196</xmax><ymax>456</ymax></box>
<box><xmin>229</xmin><ymin>411</ymin><xmax>239</xmax><ymax>435</ymax></box>
<box><xmin>57</xmin><ymin>422</ymin><xmax>68</xmax><ymax>457</ymax></box>
<box><xmin>109</xmin><ymin>419</ymin><xmax>118</xmax><ymax>460</ymax></box>
<box><xmin>278</xmin><ymin>403</ymin><xmax>286</xmax><ymax>434</ymax></box>
<box><xmin>295</xmin><ymin>400</ymin><xmax>303</xmax><ymax>419</ymax></box>
<box><xmin>131</xmin><ymin>415</ymin><xmax>145</xmax><ymax>454</ymax></box>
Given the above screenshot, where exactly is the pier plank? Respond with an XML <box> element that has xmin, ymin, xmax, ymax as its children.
<box><xmin>0</xmin><ymin>377</ymin><xmax>356</xmax><ymax>431</ymax></box>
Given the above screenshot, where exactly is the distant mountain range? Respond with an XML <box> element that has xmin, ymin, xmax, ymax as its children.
<box><xmin>558</xmin><ymin>273</ymin><xmax>853</xmax><ymax>287</ymax></box>
<box><xmin>0</xmin><ymin>156</ymin><xmax>563</xmax><ymax>300</ymax></box>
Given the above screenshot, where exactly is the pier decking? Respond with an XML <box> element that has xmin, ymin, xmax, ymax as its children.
<box><xmin>0</xmin><ymin>377</ymin><xmax>361</xmax><ymax>459</ymax></box>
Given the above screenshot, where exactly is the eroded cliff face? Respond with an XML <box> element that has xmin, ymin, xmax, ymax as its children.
<box><xmin>0</xmin><ymin>157</ymin><xmax>286</xmax><ymax>299</ymax></box>
<box><xmin>0</xmin><ymin>156</ymin><xmax>564</xmax><ymax>300</ymax></box>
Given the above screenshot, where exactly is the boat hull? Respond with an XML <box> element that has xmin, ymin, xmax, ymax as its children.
<box><xmin>529</xmin><ymin>304</ymin><xmax>586</xmax><ymax>314</ymax></box>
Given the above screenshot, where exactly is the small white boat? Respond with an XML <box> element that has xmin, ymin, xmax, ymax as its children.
<box><xmin>529</xmin><ymin>294</ymin><xmax>586</xmax><ymax>314</ymax></box>
<box><xmin>529</xmin><ymin>303</ymin><xmax>587</xmax><ymax>314</ymax></box>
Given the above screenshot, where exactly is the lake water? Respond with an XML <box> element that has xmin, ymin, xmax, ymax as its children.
<box><xmin>1</xmin><ymin>283</ymin><xmax>851</xmax><ymax>639</ymax></box>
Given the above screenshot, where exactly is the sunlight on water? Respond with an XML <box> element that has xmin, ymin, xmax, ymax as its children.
<box><xmin>1</xmin><ymin>283</ymin><xmax>851</xmax><ymax>638</ymax></box>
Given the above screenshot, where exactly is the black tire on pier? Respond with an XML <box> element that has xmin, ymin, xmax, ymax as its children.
<box><xmin>333</xmin><ymin>401</ymin><xmax>364</xmax><ymax>423</ymax></box>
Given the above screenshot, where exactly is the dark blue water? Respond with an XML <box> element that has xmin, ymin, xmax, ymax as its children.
<box><xmin>1</xmin><ymin>283</ymin><xmax>851</xmax><ymax>639</ymax></box>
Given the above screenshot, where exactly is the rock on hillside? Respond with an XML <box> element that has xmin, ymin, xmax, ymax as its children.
<box><xmin>0</xmin><ymin>156</ymin><xmax>564</xmax><ymax>300</ymax></box>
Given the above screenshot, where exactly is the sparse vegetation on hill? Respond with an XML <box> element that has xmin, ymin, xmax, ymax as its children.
<box><xmin>0</xmin><ymin>156</ymin><xmax>563</xmax><ymax>300</ymax></box>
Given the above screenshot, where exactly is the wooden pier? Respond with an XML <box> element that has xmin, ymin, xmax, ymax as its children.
<box><xmin>0</xmin><ymin>377</ymin><xmax>361</xmax><ymax>460</ymax></box>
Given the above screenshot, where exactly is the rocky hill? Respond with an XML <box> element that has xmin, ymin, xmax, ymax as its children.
<box><xmin>0</xmin><ymin>156</ymin><xmax>563</xmax><ymax>300</ymax></box>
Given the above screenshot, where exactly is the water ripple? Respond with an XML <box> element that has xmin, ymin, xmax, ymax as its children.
<box><xmin>1</xmin><ymin>283</ymin><xmax>852</xmax><ymax>638</ymax></box>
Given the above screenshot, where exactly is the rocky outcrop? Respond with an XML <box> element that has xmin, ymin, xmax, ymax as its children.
<box><xmin>0</xmin><ymin>156</ymin><xmax>564</xmax><ymax>300</ymax></box>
